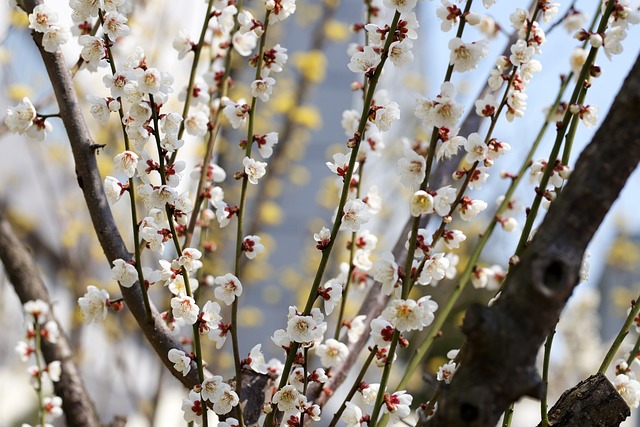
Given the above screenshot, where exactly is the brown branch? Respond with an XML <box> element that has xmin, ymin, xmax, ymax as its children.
<box><xmin>21</xmin><ymin>0</ymin><xmax>200</xmax><ymax>389</ymax></box>
<box><xmin>427</xmin><ymin>51</ymin><xmax>640</xmax><ymax>427</ymax></box>
<box><xmin>538</xmin><ymin>373</ymin><xmax>629</xmax><ymax>427</ymax></box>
<box><xmin>0</xmin><ymin>210</ymin><xmax>101</xmax><ymax>427</ymax></box>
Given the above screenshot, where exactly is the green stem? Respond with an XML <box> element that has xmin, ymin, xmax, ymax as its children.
<box><xmin>502</xmin><ymin>403</ymin><xmax>514</xmax><ymax>427</ymax></box>
<box><xmin>176</xmin><ymin>0</ymin><xmax>217</xmax><ymax>143</ymax></box>
<box><xmin>228</xmin><ymin>12</ymin><xmax>272</xmax><ymax>427</ymax></box>
<box><xmin>328</xmin><ymin>346</ymin><xmax>377</xmax><ymax>427</ymax></box>
<box><xmin>515</xmin><ymin>0</ymin><xmax>615</xmax><ymax>257</ymax></box>
<box><xmin>599</xmin><ymin>299</ymin><xmax>640</xmax><ymax>374</ymax></box>
<box><xmin>369</xmin><ymin>333</ymin><xmax>400</xmax><ymax>427</ymax></box>
<box><xmin>99</xmin><ymin>9</ymin><xmax>151</xmax><ymax>320</ymax></box>
<box><xmin>333</xmin><ymin>161</ymin><xmax>365</xmax><ymax>339</ymax></box>
<box><xmin>394</xmin><ymin>3</ymin><xmax>571</xmax><ymax>392</ymax></box>
<box><xmin>626</xmin><ymin>334</ymin><xmax>640</xmax><ymax>368</ymax></box>
<box><xmin>264</xmin><ymin>12</ymin><xmax>402</xmax><ymax>427</ymax></box>
<box><xmin>34</xmin><ymin>319</ymin><xmax>47</xmax><ymax>427</ymax></box>
<box><xmin>182</xmin><ymin>1</ymin><xmax>247</xmax><ymax>247</ymax></box>
<box><xmin>540</xmin><ymin>327</ymin><xmax>556</xmax><ymax>427</ymax></box>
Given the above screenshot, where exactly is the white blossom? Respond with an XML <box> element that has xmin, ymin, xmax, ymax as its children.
<box><xmin>78</xmin><ymin>286</ymin><xmax>110</xmax><ymax>324</ymax></box>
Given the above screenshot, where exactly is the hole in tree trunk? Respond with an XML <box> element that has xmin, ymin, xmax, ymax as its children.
<box><xmin>543</xmin><ymin>260</ymin><xmax>565</xmax><ymax>291</ymax></box>
<box><xmin>460</xmin><ymin>402</ymin><xmax>479</xmax><ymax>422</ymax></box>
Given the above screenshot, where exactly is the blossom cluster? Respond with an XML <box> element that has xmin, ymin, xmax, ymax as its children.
<box><xmin>6</xmin><ymin>0</ymin><xmax>640</xmax><ymax>425</ymax></box>
<box><xmin>15</xmin><ymin>300</ymin><xmax>63</xmax><ymax>427</ymax></box>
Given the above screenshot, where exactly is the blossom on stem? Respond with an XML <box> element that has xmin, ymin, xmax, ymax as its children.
<box><xmin>254</xmin><ymin>132</ymin><xmax>278</xmax><ymax>159</ymax></box>
<box><xmin>382</xmin><ymin>296</ymin><xmax>438</xmax><ymax>332</ymax></box>
<box><xmin>5</xmin><ymin>98</ymin><xmax>36</xmax><ymax>134</ymax></box>
<box><xmin>347</xmin><ymin>46</ymin><xmax>381</xmax><ymax>74</ymax></box>
<box><xmin>372</xmin><ymin>254</ymin><xmax>400</xmax><ymax>296</ymax></box>
<box><xmin>168</xmin><ymin>348</ymin><xmax>192</xmax><ymax>376</ymax></box>
<box><xmin>410</xmin><ymin>190</ymin><xmax>434</xmax><ymax>217</ymax></box>
<box><xmin>316</xmin><ymin>338</ymin><xmax>349</xmax><ymax>368</ymax></box>
<box><xmin>243</xmin><ymin>157</ymin><xmax>267</xmax><ymax>184</ymax></box>
<box><xmin>251</xmin><ymin>77</ymin><xmax>276</xmax><ymax>102</ymax></box>
<box><xmin>78</xmin><ymin>286</ymin><xmax>110</xmax><ymax>324</ymax></box>
<box><xmin>397</xmin><ymin>149</ymin><xmax>426</xmax><ymax>189</ymax></box>
<box><xmin>327</xmin><ymin>150</ymin><xmax>358</xmax><ymax>178</ymax></box>
<box><xmin>341</xmin><ymin>199</ymin><xmax>370</xmax><ymax>232</ymax></box>
<box><xmin>214</xmin><ymin>273</ymin><xmax>243</xmax><ymax>305</ymax></box>
<box><xmin>111</xmin><ymin>259</ymin><xmax>138</xmax><ymax>288</ymax></box>
<box><xmin>383</xmin><ymin>0</ymin><xmax>417</xmax><ymax>13</ymax></box>
<box><xmin>449</xmin><ymin>37</ymin><xmax>488</xmax><ymax>72</ymax></box>
<box><xmin>242</xmin><ymin>235</ymin><xmax>265</xmax><ymax>259</ymax></box>
<box><xmin>286</xmin><ymin>307</ymin><xmax>326</xmax><ymax>344</ymax></box>
<box><xmin>171</xmin><ymin>296</ymin><xmax>199</xmax><ymax>325</ymax></box>
<box><xmin>383</xmin><ymin>390</ymin><xmax>413</xmax><ymax>423</ymax></box>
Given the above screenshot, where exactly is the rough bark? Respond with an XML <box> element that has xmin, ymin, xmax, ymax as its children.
<box><xmin>0</xmin><ymin>211</ymin><xmax>101</xmax><ymax>427</ymax></box>
<box><xmin>538</xmin><ymin>373</ymin><xmax>629</xmax><ymax>427</ymax></box>
<box><xmin>427</xmin><ymin>53</ymin><xmax>640</xmax><ymax>426</ymax></box>
<box><xmin>21</xmin><ymin>0</ymin><xmax>200</xmax><ymax>389</ymax></box>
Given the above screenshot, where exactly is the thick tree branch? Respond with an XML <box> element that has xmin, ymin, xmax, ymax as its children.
<box><xmin>0</xmin><ymin>210</ymin><xmax>101</xmax><ymax>427</ymax></box>
<box><xmin>21</xmin><ymin>0</ymin><xmax>199</xmax><ymax>388</ymax></box>
<box><xmin>428</xmin><ymin>52</ymin><xmax>640</xmax><ymax>427</ymax></box>
<box><xmin>538</xmin><ymin>373</ymin><xmax>629</xmax><ymax>427</ymax></box>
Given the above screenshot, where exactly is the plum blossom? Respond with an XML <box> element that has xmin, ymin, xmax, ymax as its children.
<box><xmin>433</xmin><ymin>185</ymin><xmax>457</xmax><ymax>217</ymax></box>
<box><xmin>78</xmin><ymin>286</ymin><xmax>110</xmax><ymax>324</ymax></box>
<box><xmin>371</xmin><ymin>102</ymin><xmax>400</xmax><ymax>132</ymax></box>
<box><xmin>251</xmin><ymin>77</ymin><xmax>276</xmax><ymax>101</ymax></box>
<box><xmin>458</xmin><ymin>196</ymin><xmax>488</xmax><ymax>221</ymax></box>
<box><xmin>242</xmin><ymin>235</ymin><xmax>265</xmax><ymax>259</ymax></box>
<box><xmin>397</xmin><ymin>149</ymin><xmax>426</xmax><ymax>189</ymax></box>
<box><xmin>171</xmin><ymin>296</ymin><xmax>199</xmax><ymax>325</ymax></box>
<box><xmin>614</xmin><ymin>374</ymin><xmax>640</xmax><ymax>408</ymax></box>
<box><xmin>389</xmin><ymin>39</ymin><xmax>414</xmax><ymax>67</ymax></box>
<box><xmin>383</xmin><ymin>0</ymin><xmax>417</xmax><ymax>13</ymax></box>
<box><xmin>464</xmin><ymin>133</ymin><xmax>488</xmax><ymax>163</ymax></box>
<box><xmin>348</xmin><ymin>46</ymin><xmax>381</xmax><ymax>74</ymax></box>
<box><xmin>286</xmin><ymin>307</ymin><xmax>326</xmax><ymax>344</ymax></box>
<box><xmin>184</xmin><ymin>111</ymin><xmax>209</xmax><ymax>136</ymax></box>
<box><xmin>181</xmin><ymin>390</ymin><xmax>203</xmax><ymax>423</ymax></box>
<box><xmin>111</xmin><ymin>259</ymin><xmax>138</xmax><ymax>288</ymax></box>
<box><xmin>243</xmin><ymin>157</ymin><xmax>267</xmax><ymax>184</ymax></box>
<box><xmin>5</xmin><ymin>98</ymin><xmax>36</xmax><ymax>134</ymax></box>
<box><xmin>272</xmin><ymin>385</ymin><xmax>303</xmax><ymax>413</ymax></box>
<box><xmin>382</xmin><ymin>391</ymin><xmax>413</xmax><ymax>423</ymax></box>
<box><xmin>316</xmin><ymin>339</ymin><xmax>349</xmax><ymax>368</ymax></box>
<box><xmin>342</xmin><ymin>402</ymin><xmax>363</xmax><ymax>427</ymax></box>
<box><xmin>382</xmin><ymin>296</ymin><xmax>438</xmax><ymax>332</ymax></box>
<box><xmin>113</xmin><ymin>151</ymin><xmax>138</xmax><ymax>178</ymax></box>
<box><xmin>102</xmin><ymin>12</ymin><xmax>130</xmax><ymax>40</ymax></box>
<box><xmin>253</xmin><ymin>132</ymin><xmax>278</xmax><ymax>159</ymax></box>
<box><xmin>173</xmin><ymin>29</ymin><xmax>194</xmax><ymax>59</ymax></box>
<box><xmin>371</xmin><ymin>317</ymin><xmax>395</xmax><ymax>347</ymax></box>
<box><xmin>341</xmin><ymin>199</ymin><xmax>369</xmax><ymax>232</ymax></box>
<box><xmin>214</xmin><ymin>273</ymin><xmax>243</xmax><ymax>305</ymax></box>
<box><xmin>449</xmin><ymin>37</ymin><xmax>488</xmax><ymax>72</ymax></box>
<box><xmin>29</xmin><ymin>4</ymin><xmax>58</xmax><ymax>32</ymax></box>
<box><xmin>417</xmin><ymin>253</ymin><xmax>450</xmax><ymax>286</ymax></box>
<box><xmin>410</xmin><ymin>190</ymin><xmax>434</xmax><ymax>217</ymax></box>
<box><xmin>372</xmin><ymin>254</ymin><xmax>400</xmax><ymax>296</ymax></box>
<box><xmin>327</xmin><ymin>151</ymin><xmax>357</xmax><ymax>178</ymax></box>
<box><xmin>42</xmin><ymin>25</ymin><xmax>71</xmax><ymax>53</ymax></box>
<box><xmin>168</xmin><ymin>349</ymin><xmax>192</xmax><ymax>376</ymax></box>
